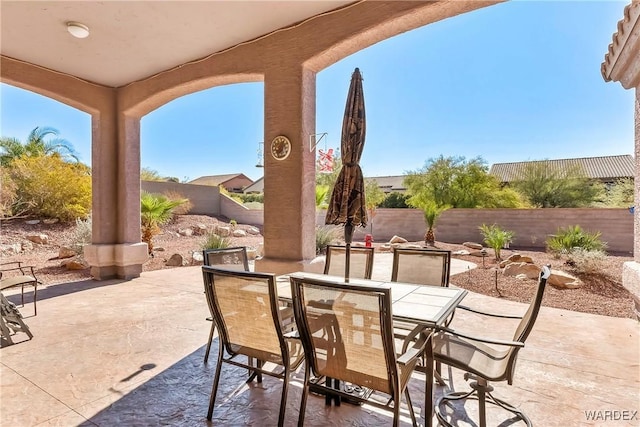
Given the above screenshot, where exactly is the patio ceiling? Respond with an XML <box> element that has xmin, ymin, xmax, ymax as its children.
<box><xmin>0</xmin><ymin>0</ymin><xmax>352</xmax><ymax>88</ymax></box>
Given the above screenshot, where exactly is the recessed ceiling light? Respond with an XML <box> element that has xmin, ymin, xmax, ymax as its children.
<box><xmin>66</xmin><ymin>22</ymin><xmax>90</xmax><ymax>39</ymax></box>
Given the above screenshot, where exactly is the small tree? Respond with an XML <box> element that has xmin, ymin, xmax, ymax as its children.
<box><xmin>141</xmin><ymin>192</ymin><xmax>188</xmax><ymax>253</ymax></box>
<box><xmin>479</xmin><ymin>224</ymin><xmax>515</xmax><ymax>261</ymax></box>
<box><xmin>364</xmin><ymin>180</ymin><xmax>386</xmax><ymax>235</ymax></box>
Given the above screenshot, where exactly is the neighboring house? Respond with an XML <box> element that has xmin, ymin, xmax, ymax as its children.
<box><xmin>189</xmin><ymin>173</ymin><xmax>253</xmax><ymax>193</ymax></box>
<box><xmin>489</xmin><ymin>155</ymin><xmax>635</xmax><ymax>185</ymax></box>
<box><xmin>244</xmin><ymin>177</ymin><xmax>264</xmax><ymax>194</ymax></box>
<box><xmin>365</xmin><ymin>175</ymin><xmax>407</xmax><ymax>193</ymax></box>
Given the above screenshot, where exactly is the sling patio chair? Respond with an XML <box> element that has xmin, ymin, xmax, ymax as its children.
<box><xmin>202</xmin><ymin>247</ymin><xmax>250</xmax><ymax>363</ymax></box>
<box><xmin>0</xmin><ymin>261</ymin><xmax>42</xmax><ymax>316</ymax></box>
<box><xmin>433</xmin><ymin>265</ymin><xmax>551</xmax><ymax>427</ymax></box>
<box><xmin>291</xmin><ymin>275</ymin><xmax>429</xmax><ymax>427</ymax></box>
<box><xmin>202</xmin><ymin>266</ymin><xmax>304</xmax><ymax>426</ymax></box>
<box><xmin>323</xmin><ymin>245</ymin><xmax>375</xmax><ymax>279</ymax></box>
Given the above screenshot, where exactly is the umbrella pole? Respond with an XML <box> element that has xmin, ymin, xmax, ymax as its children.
<box><xmin>344</xmin><ymin>222</ymin><xmax>354</xmax><ymax>282</ymax></box>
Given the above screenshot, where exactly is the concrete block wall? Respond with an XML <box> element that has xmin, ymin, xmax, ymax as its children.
<box><xmin>219</xmin><ymin>194</ymin><xmax>264</xmax><ymax>227</ymax></box>
<box><xmin>436</xmin><ymin>208</ymin><xmax>633</xmax><ymax>254</ymax></box>
<box><xmin>141</xmin><ymin>181</ymin><xmax>220</xmax><ymax>215</ymax></box>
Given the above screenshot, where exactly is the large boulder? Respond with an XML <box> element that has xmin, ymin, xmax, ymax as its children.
<box><xmin>191</xmin><ymin>251</ymin><xmax>204</xmax><ymax>265</ymax></box>
<box><xmin>500</xmin><ymin>254</ymin><xmax>534</xmax><ymax>268</ymax></box>
<box><xmin>58</xmin><ymin>246</ymin><xmax>77</xmax><ymax>259</ymax></box>
<box><xmin>178</xmin><ymin>228</ymin><xmax>193</xmax><ymax>237</ymax></box>
<box><xmin>389</xmin><ymin>235</ymin><xmax>408</xmax><ymax>244</ymax></box>
<box><xmin>233</xmin><ymin>229</ymin><xmax>247</xmax><ymax>238</ymax></box>
<box><xmin>548</xmin><ymin>270</ymin><xmax>583</xmax><ymax>289</ymax></box>
<box><xmin>246</xmin><ymin>226</ymin><xmax>261</xmax><ymax>235</ymax></box>
<box><xmin>503</xmin><ymin>262</ymin><xmax>540</xmax><ymax>279</ymax></box>
<box><xmin>166</xmin><ymin>253</ymin><xmax>186</xmax><ymax>267</ymax></box>
<box><xmin>217</xmin><ymin>226</ymin><xmax>231</xmax><ymax>237</ymax></box>
<box><xmin>192</xmin><ymin>224</ymin><xmax>208</xmax><ymax>235</ymax></box>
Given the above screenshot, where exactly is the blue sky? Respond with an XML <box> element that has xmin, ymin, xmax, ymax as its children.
<box><xmin>1</xmin><ymin>1</ymin><xmax>634</xmax><ymax>182</ymax></box>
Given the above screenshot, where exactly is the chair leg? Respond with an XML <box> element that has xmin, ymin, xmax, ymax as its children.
<box><xmin>298</xmin><ymin>363</ymin><xmax>310</xmax><ymax>427</ymax></box>
<box><xmin>204</xmin><ymin>321</ymin><xmax>215</xmax><ymax>363</ymax></box>
<box><xmin>32</xmin><ymin>283</ymin><xmax>37</xmax><ymax>316</ymax></box>
<box><xmin>404</xmin><ymin>388</ymin><xmax>418</xmax><ymax>427</ymax></box>
<box><xmin>277</xmin><ymin>365</ymin><xmax>290</xmax><ymax>427</ymax></box>
<box><xmin>207</xmin><ymin>343</ymin><xmax>225</xmax><ymax>420</ymax></box>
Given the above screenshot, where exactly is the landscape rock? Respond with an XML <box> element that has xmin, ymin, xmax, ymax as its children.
<box><xmin>463</xmin><ymin>242</ymin><xmax>483</xmax><ymax>250</ymax></box>
<box><xmin>452</xmin><ymin>250</ymin><xmax>470</xmax><ymax>256</ymax></box>
<box><xmin>232</xmin><ymin>229</ymin><xmax>247</xmax><ymax>238</ymax></box>
<box><xmin>25</xmin><ymin>220</ymin><xmax>40</xmax><ymax>225</ymax></box>
<box><xmin>246</xmin><ymin>226</ymin><xmax>261</xmax><ymax>235</ymax></box>
<box><xmin>26</xmin><ymin>234</ymin><xmax>49</xmax><ymax>244</ymax></box>
<box><xmin>43</xmin><ymin>218</ymin><xmax>59</xmax><ymax>224</ymax></box>
<box><xmin>515</xmin><ymin>274</ymin><xmax>529</xmax><ymax>280</ymax></box>
<box><xmin>378</xmin><ymin>244</ymin><xmax>392</xmax><ymax>252</ymax></box>
<box><xmin>500</xmin><ymin>254</ymin><xmax>535</xmax><ymax>267</ymax></box>
<box><xmin>217</xmin><ymin>226</ymin><xmax>231</xmax><ymax>237</ymax></box>
<box><xmin>257</xmin><ymin>243</ymin><xmax>264</xmax><ymax>258</ymax></box>
<box><xmin>154</xmin><ymin>247</ymin><xmax>165</xmax><ymax>252</ymax></box>
<box><xmin>389</xmin><ymin>235</ymin><xmax>408</xmax><ymax>244</ymax></box>
<box><xmin>193</xmin><ymin>224</ymin><xmax>208</xmax><ymax>235</ymax></box>
<box><xmin>548</xmin><ymin>270</ymin><xmax>583</xmax><ymax>289</ymax></box>
<box><xmin>191</xmin><ymin>251</ymin><xmax>204</xmax><ymax>265</ymax></box>
<box><xmin>21</xmin><ymin>241</ymin><xmax>33</xmax><ymax>251</ymax></box>
<box><xmin>0</xmin><ymin>243</ymin><xmax>22</xmax><ymax>254</ymax></box>
<box><xmin>58</xmin><ymin>246</ymin><xmax>77</xmax><ymax>259</ymax></box>
<box><xmin>178</xmin><ymin>228</ymin><xmax>193</xmax><ymax>237</ymax></box>
<box><xmin>61</xmin><ymin>258</ymin><xmax>89</xmax><ymax>270</ymax></box>
<box><xmin>469</xmin><ymin>250</ymin><xmax>488</xmax><ymax>257</ymax></box>
<box><xmin>166</xmin><ymin>253</ymin><xmax>186</xmax><ymax>267</ymax></box>
<box><xmin>503</xmin><ymin>262</ymin><xmax>540</xmax><ymax>279</ymax></box>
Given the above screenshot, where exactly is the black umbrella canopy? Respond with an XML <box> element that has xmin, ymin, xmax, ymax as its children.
<box><xmin>325</xmin><ymin>67</ymin><xmax>367</xmax><ymax>280</ymax></box>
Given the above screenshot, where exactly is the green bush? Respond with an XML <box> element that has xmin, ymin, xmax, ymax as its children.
<box><xmin>379</xmin><ymin>192</ymin><xmax>409</xmax><ymax>208</ymax></box>
<box><xmin>9</xmin><ymin>155</ymin><xmax>91</xmax><ymax>221</ymax></box>
<box><xmin>478</xmin><ymin>224</ymin><xmax>515</xmax><ymax>261</ymax></box>
<box><xmin>202</xmin><ymin>232</ymin><xmax>231</xmax><ymax>250</ymax></box>
<box><xmin>316</xmin><ymin>226</ymin><xmax>339</xmax><ymax>255</ymax></box>
<box><xmin>546</xmin><ymin>225</ymin><xmax>607</xmax><ymax>255</ymax></box>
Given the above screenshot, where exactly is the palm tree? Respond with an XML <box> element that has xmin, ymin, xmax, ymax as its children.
<box><xmin>140</xmin><ymin>192</ymin><xmax>187</xmax><ymax>253</ymax></box>
<box><xmin>0</xmin><ymin>126</ymin><xmax>79</xmax><ymax>166</ymax></box>
<box><xmin>422</xmin><ymin>202</ymin><xmax>447</xmax><ymax>246</ymax></box>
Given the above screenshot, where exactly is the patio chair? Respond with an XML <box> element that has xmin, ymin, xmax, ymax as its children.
<box><xmin>433</xmin><ymin>265</ymin><xmax>551</xmax><ymax>427</ymax></box>
<box><xmin>0</xmin><ymin>291</ymin><xmax>33</xmax><ymax>345</ymax></box>
<box><xmin>202</xmin><ymin>266</ymin><xmax>304</xmax><ymax>426</ymax></box>
<box><xmin>202</xmin><ymin>247</ymin><xmax>250</xmax><ymax>363</ymax></box>
<box><xmin>291</xmin><ymin>275</ymin><xmax>428</xmax><ymax>427</ymax></box>
<box><xmin>0</xmin><ymin>261</ymin><xmax>42</xmax><ymax>316</ymax></box>
<box><xmin>391</xmin><ymin>247</ymin><xmax>451</xmax><ymax>287</ymax></box>
<box><xmin>324</xmin><ymin>245</ymin><xmax>374</xmax><ymax>279</ymax></box>
<box><xmin>391</xmin><ymin>248</ymin><xmax>452</xmax><ymax>380</ymax></box>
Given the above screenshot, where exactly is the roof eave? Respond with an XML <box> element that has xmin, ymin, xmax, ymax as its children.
<box><xmin>602</xmin><ymin>2</ymin><xmax>640</xmax><ymax>89</ymax></box>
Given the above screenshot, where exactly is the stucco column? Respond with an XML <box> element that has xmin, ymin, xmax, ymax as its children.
<box><xmin>622</xmin><ymin>90</ymin><xmax>640</xmax><ymax>318</ymax></box>
<box><xmin>256</xmin><ymin>64</ymin><xmax>317</xmax><ymax>274</ymax></box>
<box><xmin>84</xmin><ymin>107</ymin><xmax>148</xmax><ymax>279</ymax></box>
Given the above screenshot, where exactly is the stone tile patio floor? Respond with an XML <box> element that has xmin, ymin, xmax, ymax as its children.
<box><xmin>1</xmin><ymin>254</ymin><xmax>638</xmax><ymax>426</ymax></box>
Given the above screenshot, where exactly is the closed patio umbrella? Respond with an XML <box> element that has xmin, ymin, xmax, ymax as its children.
<box><xmin>325</xmin><ymin>67</ymin><xmax>367</xmax><ymax>282</ymax></box>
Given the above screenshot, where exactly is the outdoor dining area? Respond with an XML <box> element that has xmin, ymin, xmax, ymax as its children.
<box><xmin>1</xmin><ymin>249</ymin><xmax>638</xmax><ymax>426</ymax></box>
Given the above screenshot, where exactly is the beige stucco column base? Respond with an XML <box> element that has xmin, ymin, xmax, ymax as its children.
<box><xmin>84</xmin><ymin>243</ymin><xmax>149</xmax><ymax>280</ymax></box>
<box><xmin>255</xmin><ymin>257</ymin><xmax>324</xmax><ymax>276</ymax></box>
<box><xmin>622</xmin><ymin>261</ymin><xmax>640</xmax><ymax>320</ymax></box>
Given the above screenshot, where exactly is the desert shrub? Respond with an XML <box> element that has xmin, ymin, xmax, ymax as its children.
<box><xmin>546</xmin><ymin>225</ymin><xmax>607</xmax><ymax>255</ymax></box>
<box><xmin>235</xmin><ymin>193</ymin><xmax>264</xmax><ymax>204</ymax></box>
<box><xmin>566</xmin><ymin>248</ymin><xmax>607</xmax><ymax>275</ymax></box>
<box><xmin>316</xmin><ymin>226</ymin><xmax>339</xmax><ymax>255</ymax></box>
<box><xmin>379</xmin><ymin>192</ymin><xmax>409</xmax><ymax>208</ymax></box>
<box><xmin>202</xmin><ymin>232</ymin><xmax>231</xmax><ymax>250</ymax></box>
<box><xmin>0</xmin><ymin>168</ymin><xmax>19</xmax><ymax>218</ymax></box>
<box><xmin>9</xmin><ymin>155</ymin><xmax>91</xmax><ymax>221</ymax></box>
<box><xmin>164</xmin><ymin>191</ymin><xmax>193</xmax><ymax>215</ymax></box>
<box><xmin>479</xmin><ymin>223</ymin><xmax>515</xmax><ymax>261</ymax></box>
<box><xmin>70</xmin><ymin>216</ymin><xmax>92</xmax><ymax>256</ymax></box>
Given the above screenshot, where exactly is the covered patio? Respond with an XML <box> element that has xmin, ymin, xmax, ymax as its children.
<box><xmin>1</xmin><ymin>264</ymin><xmax>638</xmax><ymax>426</ymax></box>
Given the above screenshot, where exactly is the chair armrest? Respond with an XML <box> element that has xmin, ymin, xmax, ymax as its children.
<box><xmin>436</xmin><ymin>327</ymin><xmax>525</xmax><ymax>348</ymax></box>
<box><xmin>397</xmin><ymin>346</ymin><xmax>422</xmax><ymax>366</ymax></box>
<box><xmin>0</xmin><ymin>266</ymin><xmax>38</xmax><ymax>277</ymax></box>
<box><xmin>456</xmin><ymin>304</ymin><xmax>523</xmax><ymax>319</ymax></box>
<box><xmin>0</xmin><ymin>261</ymin><xmax>23</xmax><ymax>268</ymax></box>
<box><xmin>398</xmin><ymin>326</ymin><xmax>431</xmax><ymax>366</ymax></box>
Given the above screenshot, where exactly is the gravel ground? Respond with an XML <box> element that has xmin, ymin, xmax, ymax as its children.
<box><xmin>1</xmin><ymin>214</ymin><xmax>634</xmax><ymax>319</ymax></box>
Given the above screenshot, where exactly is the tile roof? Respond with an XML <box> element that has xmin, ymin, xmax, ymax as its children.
<box><xmin>489</xmin><ymin>155</ymin><xmax>635</xmax><ymax>183</ymax></box>
<box><xmin>365</xmin><ymin>175</ymin><xmax>406</xmax><ymax>192</ymax></box>
<box><xmin>601</xmin><ymin>1</ymin><xmax>640</xmax><ymax>88</ymax></box>
<box><xmin>189</xmin><ymin>173</ymin><xmax>251</xmax><ymax>186</ymax></box>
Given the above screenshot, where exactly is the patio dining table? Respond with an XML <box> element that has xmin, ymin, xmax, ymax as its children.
<box><xmin>276</xmin><ymin>271</ymin><xmax>467</xmax><ymax>427</ymax></box>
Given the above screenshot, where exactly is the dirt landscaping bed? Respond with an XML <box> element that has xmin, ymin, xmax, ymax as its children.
<box><xmin>1</xmin><ymin>214</ymin><xmax>634</xmax><ymax>319</ymax></box>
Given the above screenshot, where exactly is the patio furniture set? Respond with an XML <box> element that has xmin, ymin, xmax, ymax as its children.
<box><xmin>202</xmin><ymin>246</ymin><xmax>551</xmax><ymax>427</ymax></box>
